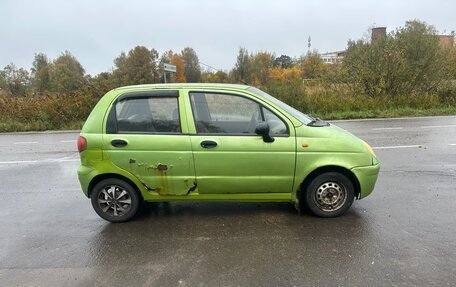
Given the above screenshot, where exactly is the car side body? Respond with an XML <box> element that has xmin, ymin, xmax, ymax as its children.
<box><xmin>77</xmin><ymin>83</ymin><xmax>380</xmax><ymax>222</ymax></box>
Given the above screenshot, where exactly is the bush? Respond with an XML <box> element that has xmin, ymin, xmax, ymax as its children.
<box><xmin>0</xmin><ymin>82</ymin><xmax>107</xmax><ymax>132</ymax></box>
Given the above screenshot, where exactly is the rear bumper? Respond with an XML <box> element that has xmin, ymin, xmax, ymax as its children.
<box><xmin>351</xmin><ymin>163</ymin><xmax>380</xmax><ymax>199</ymax></box>
<box><xmin>77</xmin><ymin>165</ymin><xmax>97</xmax><ymax>197</ymax></box>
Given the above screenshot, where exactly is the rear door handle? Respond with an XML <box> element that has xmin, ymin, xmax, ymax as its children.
<box><xmin>200</xmin><ymin>140</ymin><xmax>217</xmax><ymax>149</ymax></box>
<box><xmin>111</xmin><ymin>139</ymin><xmax>128</xmax><ymax>148</ymax></box>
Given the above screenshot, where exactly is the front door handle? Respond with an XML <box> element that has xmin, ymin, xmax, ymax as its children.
<box><xmin>111</xmin><ymin>139</ymin><xmax>128</xmax><ymax>148</ymax></box>
<box><xmin>200</xmin><ymin>140</ymin><xmax>217</xmax><ymax>149</ymax></box>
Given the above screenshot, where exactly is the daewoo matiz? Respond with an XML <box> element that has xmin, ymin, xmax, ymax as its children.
<box><xmin>77</xmin><ymin>84</ymin><xmax>380</xmax><ymax>222</ymax></box>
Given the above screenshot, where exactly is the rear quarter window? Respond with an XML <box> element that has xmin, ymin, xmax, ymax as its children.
<box><xmin>107</xmin><ymin>96</ymin><xmax>181</xmax><ymax>134</ymax></box>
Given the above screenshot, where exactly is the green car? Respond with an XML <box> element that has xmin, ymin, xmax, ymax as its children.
<box><xmin>77</xmin><ymin>84</ymin><xmax>379</xmax><ymax>222</ymax></box>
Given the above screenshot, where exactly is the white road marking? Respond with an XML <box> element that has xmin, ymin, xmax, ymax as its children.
<box><xmin>371</xmin><ymin>127</ymin><xmax>403</xmax><ymax>131</ymax></box>
<box><xmin>0</xmin><ymin>160</ymin><xmax>38</xmax><ymax>164</ymax></box>
<box><xmin>13</xmin><ymin>141</ymin><xmax>38</xmax><ymax>145</ymax></box>
<box><xmin>373</xmin><ymin>145</ymin><xmax>422</xmax><ymax>150</ymax></box>
<box><xmin>450</xmin><ymin>144</ymin><xmax>456</xmax><ymax>146</ymax></box>
<box><xmin>420</xmin><ymin>125</ymin><xmax>456</xmax><ymax>129</ymax></box>
<box><xmin>60</xmin><ymin>140</ymin><xmax>77</xmax><ymax>143</ymax></box>
<box><xmin>331</xmin><ymin>115</ymin><xmax>456</xmax><ymax>122</ymax></box>
<box><xmin>0</xmin><ymin>156</ymin><xmax>79</xmax><ymax>165</ymax></box>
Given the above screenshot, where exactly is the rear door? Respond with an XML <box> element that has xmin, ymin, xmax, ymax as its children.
<box><xmin>185</xmin><ymin>90</ymin><xmax>296</xmax><ymax>194</ymax></box>
<box><xmin>102</xmin><ymin>90</ymin><xmax>196</xmax><ymax>196</ymax></box>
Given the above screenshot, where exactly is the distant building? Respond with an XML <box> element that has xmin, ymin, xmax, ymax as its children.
<box><xmin>320</xmin><ymin>51</ymin><xmax>345</xmax><ymax>64</ymax></box>
<box><xmin>319</xmin><ymin>27</ymin><xmax>385</xmax><ymax>64</ymax></box>
<box><xmin>371</xmin><ymin>27</ymin><xmax>387</xmax><ymax>42</ymax></box>
<box><xmin>319</xmin><ymin>27</ymin><xmax>454</xmax><ymax>65</ymax></box>
<box><xmin>438</xmin><ymin>34</ymin><xmax>455</xmax><ymax>48</ymax></box>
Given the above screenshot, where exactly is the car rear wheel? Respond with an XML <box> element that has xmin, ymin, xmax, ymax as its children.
<box><xmin>91</xmin><ymin>178</ymin><xmax>140</xmax><ymax>223</ymax></box>
<box><xmin>303</xmin><ymin>172</ymin><xmax>355</xmax><ymax>218</ymax></box>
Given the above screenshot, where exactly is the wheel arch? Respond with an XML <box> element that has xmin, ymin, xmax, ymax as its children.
<box><xmin>298</xmin><ymin>165</ymin><xmax>361</xmax><ymax>201</ymax></box>
<box><xmin>88</xmin><ymin>173</ymin><xmax>144</xmax><ymax>201</ymax></box>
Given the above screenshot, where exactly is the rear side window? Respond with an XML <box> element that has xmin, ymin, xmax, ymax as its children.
<box><xmin>108</xmin><ymin>97</ymin><xmax>181</xmax><ymax>134</ymax></box>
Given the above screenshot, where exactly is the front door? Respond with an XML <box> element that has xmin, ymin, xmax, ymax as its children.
<box><xmin>186</xmin><ymin>91</ymin><xmax>296</xmax><ymax>194</ymax></box>
<box><xmin>103</xmin><ymin>90</ymin><xmax>196</xmax><ymax>196</ymax></box>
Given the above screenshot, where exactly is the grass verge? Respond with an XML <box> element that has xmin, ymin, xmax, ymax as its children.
<box><xmin>0</xmin><ymin>108</ymin><xmax>454</xmax><ymax>133</ymax></box>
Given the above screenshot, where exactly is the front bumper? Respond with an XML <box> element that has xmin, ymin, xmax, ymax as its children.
<box><xmin>351</xmin><ymin>163</ymin><xmax>380</xmax><ymax>199</ymax></box>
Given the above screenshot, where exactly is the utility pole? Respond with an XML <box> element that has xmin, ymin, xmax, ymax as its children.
<box><xmin>307</xmin><ymin>36</ymin><xmax>311</xmax><ymax>55</ymax></box>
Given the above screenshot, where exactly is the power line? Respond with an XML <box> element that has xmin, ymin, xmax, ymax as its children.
<box><xmin>199</xmin><ymin>61</ymin><xmax>222</xmax><ymax>73</ymax></box>
<box><xmin>199</xmin><ymin>61</ymin><xmax>248</xmax><ymax>85</ymax></box>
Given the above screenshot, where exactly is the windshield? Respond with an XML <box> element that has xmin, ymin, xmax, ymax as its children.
<box><xmin>247</xmin><ymin>87</ymin><xmax>314</xmax><ymax>125</ymax></box>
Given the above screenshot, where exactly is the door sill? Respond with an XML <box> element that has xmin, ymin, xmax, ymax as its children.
<box><xmin>143</xmin><ymin>193</ymin><xmax>293</xmax><ymax>202</ymax></box>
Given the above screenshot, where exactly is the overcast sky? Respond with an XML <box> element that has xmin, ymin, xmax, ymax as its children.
<box><xmin>0</xmin><ymin>0</ymin><xmax>454</xmax><ymax>75</ymax></box>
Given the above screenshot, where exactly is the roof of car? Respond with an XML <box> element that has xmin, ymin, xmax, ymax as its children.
<box><xmin>114</xmin><ymin>83</ymin><xmax>251</xmax><ymax>91</ymax></box>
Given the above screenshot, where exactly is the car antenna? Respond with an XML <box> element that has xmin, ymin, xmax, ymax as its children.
<box><xmin>199</xmin><ymin>61</ymin><xmax>249</xmax><ymax>85</ymax></box>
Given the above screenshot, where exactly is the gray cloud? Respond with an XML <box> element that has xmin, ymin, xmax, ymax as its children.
<box><xmin>0</xmin><ymin>0</ymin><xmax>454</xmax><ymax>75</ymax></box>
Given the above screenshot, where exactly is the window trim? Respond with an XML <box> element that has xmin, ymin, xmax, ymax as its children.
<box><xmin>117</xmin><ymin>90</ymin><xmax>179</xmax><ymax>101</ymax></box>
<box><xmin>106</xmin><ymin>91</ymin><xmax>183</xmax><ymax>135</ymax></box>
<box><xmin>188</xmin><ymin>91</ymin><xmax>290</xmax><ymax>137</ymax></box>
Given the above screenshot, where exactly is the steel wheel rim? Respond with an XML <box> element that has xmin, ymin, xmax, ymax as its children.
<box><xmin>97</xmin><ymin>185</ymin><xmax>132</xmax><ymax>217</ymax></box>
<box><xmin>314</xmin><ymin>181</ymin><xmax>347</xmax><ymax>212</ymax></box>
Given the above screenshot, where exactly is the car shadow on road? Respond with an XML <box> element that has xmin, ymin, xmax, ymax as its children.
<box><xmin>135</xmin><ymin>201</ymin><xmax>298</xmax><ymax>219</ymax></box>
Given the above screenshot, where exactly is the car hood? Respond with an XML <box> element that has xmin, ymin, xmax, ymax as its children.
<box><xmin>294</xmin><ymin>123</ymin><xmax>372</xmax><ymax>157</ymax></box>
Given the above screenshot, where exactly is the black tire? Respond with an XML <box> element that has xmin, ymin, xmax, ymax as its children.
<box><xmin>303</xmin><ymin>172</ymin><xmax>355</xmax><ymax>218</ymax></box>
<box><xmin>91</xmin><ymin>178</ymin><xmax>141</xmax><ymax>223</ymax></box>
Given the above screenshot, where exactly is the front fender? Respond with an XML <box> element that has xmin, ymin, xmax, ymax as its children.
<box><xmin>292</xmin><ymin>151</ymin><xmax>372</xmax><ymax>201</ymax></box>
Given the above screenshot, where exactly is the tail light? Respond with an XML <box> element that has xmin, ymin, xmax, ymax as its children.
<box><xmin>77</xmin><ymin>136</ymin><xmax>87</xmax><ymax>152</ymax></box>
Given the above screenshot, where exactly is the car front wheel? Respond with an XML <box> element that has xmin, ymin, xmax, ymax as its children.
<box><xmin>91</xmin><ymin>178</ymin><xmax>140</xmax><ymax>223</ymax></box>
<box><xmin>303</xmin><ymin>172</ymin><xmax>355</xmax><ymax>218</ymax></box>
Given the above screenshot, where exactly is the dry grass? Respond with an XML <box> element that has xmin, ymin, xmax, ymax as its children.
<box><xmin>0</xmin><ymin>82</ymin><xmax>455</xmax><ymax>132</ymax></box>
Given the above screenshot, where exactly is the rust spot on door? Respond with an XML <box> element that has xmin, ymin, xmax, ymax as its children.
<box><xmin>156</xmin><ymin>168</ymin><xmax>170</xmax><ymax>195</ymax></box>
<box><xmin>157</xmin><ymin>163</ymin><xmax>168</xmax><ymax>171</ymax></box>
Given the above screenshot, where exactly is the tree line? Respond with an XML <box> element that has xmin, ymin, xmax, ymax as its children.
<box><xmin>0</xmin><ymin>19</ymin><xmax>455</xmax><ymax>99</ymax></box>
<box><xmin>0</xmin><ymin>46</ymin><xmax>203</xmax><ymax>97</ymax></box>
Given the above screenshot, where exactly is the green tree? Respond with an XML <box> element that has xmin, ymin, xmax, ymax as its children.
<box><xmin>273</xmin><ymin>55</ymin><xmax>293</xmax><ymax>68</ymax></box>
<box><xmin>160</xmin><ymin>50</ymin><xmax>174</xmax><ymax>65</ymax></box>
<box><xmin>231</xmin><ymin>47</ymin><xmax>251</xmax><ymax>83</ymax></box>
<box><xmin>201</xmin><ymin>70</ymin><xmax>230</xmax><ymax>83</ymax></box>
<box><xmin>49</xmin><ymin>51</ymin><xmax>86</xmax><ymax>93</ymax></box>
<box><xmin>0</xmin><ymin>70</ymin><xmax>7</xmax><ymax>93</ymax></box>
<box><xmin>31</xmin><ymin>53</ymin><xmax>51</xmax><ymax>93</ymax></box>
<box><xmin>300</xmin><ymin>53</ymin><xmax>328</xmax><ymax>79</ymax></box>
<box><xmin>342</xmin><ymin>20</ymin><xmax>444</xmax><ymax>96</ymax></box>
<box><xmin>249</xmin><ymin>51</ymin><xmax>275</xmax><ymax>85</ymax></box>
<box><xmin>394</xmin><ymin>20</ymin><xmax>445</xmax><ymax>92</ymax></box>
<box><xmin>113</xmin><ymin>46</ymin><xmax>160</xmax><ymax>86</ymax></box>
<box><xmin>181</xmin><ymin>47</ymin><xmax>201</xmax><ymax>82</ymax></box>
<box><xmin>89</xmin><ymin>71</ymin><xmax>116</xmax><ymax>93</ymax></box>
<box><xmin>2</xmin><ymin>63</ymin><xmax>30</xmax><ymax>96</ymax></box>
<box><xmin>443</xmin><ymin>46</ymin><xmax>456</xmax><ymax>79</ymax></box>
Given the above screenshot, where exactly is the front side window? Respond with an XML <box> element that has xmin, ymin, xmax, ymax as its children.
<box><xmin>247</xmin><ymin>87</ymin><xmax>314</xmax><ymax>125</ymax></box>
<box><xmin>262</xmin><ymin>107</ymin><xmax>288</xmax><ymax>135</ymax></box>
<box><xmin>113</xmin><ymin>97</ymin><xmax>181</xmax><ymax>133</ymax></box>
<box><xmin>189</xmin><ymin>92</ymin><xmax>288</xmax><ymax>136</ymax></box>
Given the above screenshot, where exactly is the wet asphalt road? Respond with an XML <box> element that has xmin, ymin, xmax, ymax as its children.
<box><xmin>0</xmin><ymin>116</ymin><xmax>455</xmax><ymax>286</ymax></box>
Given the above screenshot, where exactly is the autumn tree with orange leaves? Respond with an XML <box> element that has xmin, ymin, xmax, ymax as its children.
<box><xmin>170</xmin><ymin>54</ymin><xmax>186</xmax><ymax>83</ymax></box>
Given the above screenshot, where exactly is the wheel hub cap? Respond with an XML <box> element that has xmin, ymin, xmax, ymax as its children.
<box><xmin>315</xmin><ymin>182</ymin><xmax>347</xmax><ymax>212</ymax></box>
<box><xmin>97</xmin><ymin>185</ymin><xmax>132</xmax><ymax>217</ymax></box>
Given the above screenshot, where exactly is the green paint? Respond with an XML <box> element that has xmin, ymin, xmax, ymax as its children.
<box><xmin>78</xmin><ymin>83</ymin><xmax>379</xmax><ymax>204</ymax></box>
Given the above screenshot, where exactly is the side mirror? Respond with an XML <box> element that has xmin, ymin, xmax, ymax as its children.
<box><xmin>255</xmin><ymin>122</ymin><xmax>275</xmax><ymax>143</ymax></box>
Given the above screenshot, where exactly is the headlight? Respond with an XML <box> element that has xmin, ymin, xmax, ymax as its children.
<box><xmin>363</xmin><ymin>140</ymin><xmax>375</xmax><ymax>156</ymax></box>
